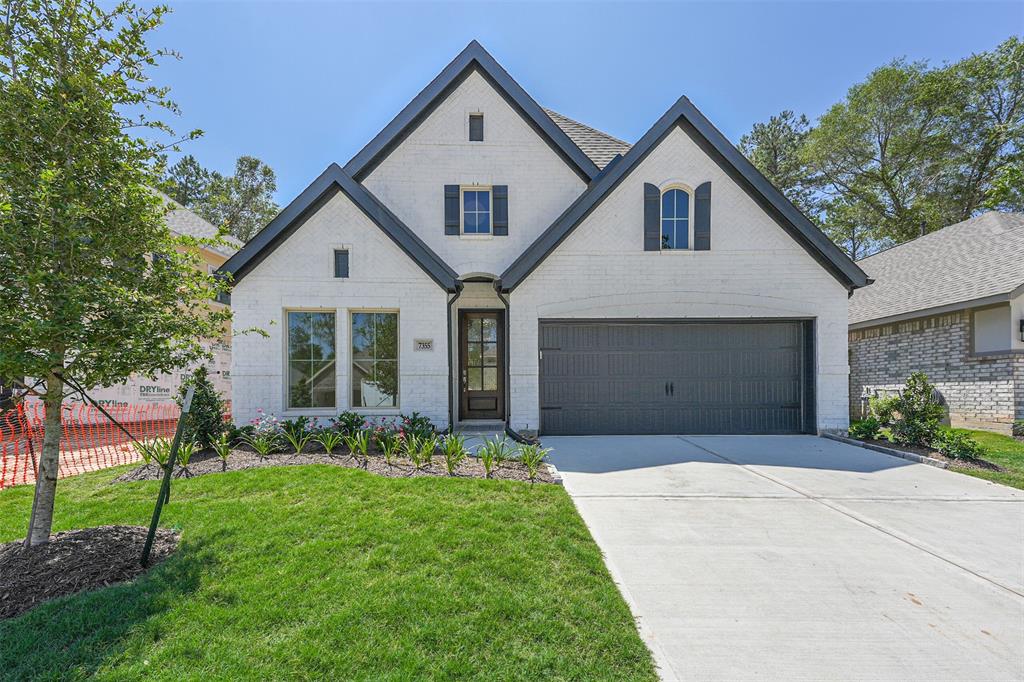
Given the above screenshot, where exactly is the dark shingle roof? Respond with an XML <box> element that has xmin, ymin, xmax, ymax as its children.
<box><xmin>543</xmin><ymin>109</ymin><xmax>631</xmax><ymax>170</ymax></box>
<box><xmin>849</xmin><ymin>211</ymin><xmax>1024</xmax><ymax>326</ymax></box>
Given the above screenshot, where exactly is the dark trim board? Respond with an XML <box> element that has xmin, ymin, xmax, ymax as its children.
<box><xmin>500</xmin><ymin>97</ymin><xmax>869</xmax><ymax>293</ymax></box>
<box><xmin>537</xmin><ymin>318</ymin><xmax>817</xmax><ymax>436</ymax></box>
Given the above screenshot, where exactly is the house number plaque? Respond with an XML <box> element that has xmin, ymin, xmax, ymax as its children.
<box><xmin>414</xmin><ymin>338</ymin><xmax>433</xmax><ymax>352</ymax></box>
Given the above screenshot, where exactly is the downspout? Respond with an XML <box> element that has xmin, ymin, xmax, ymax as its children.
<box><xmin>446</xmin><ymin>283</ymin><xmax>464</xmax><ymax>433</ymax></box>
<box><xmin>493</xmin><ymin>282</ymin><xmax>533</xmax><ymax>444</ymax></box>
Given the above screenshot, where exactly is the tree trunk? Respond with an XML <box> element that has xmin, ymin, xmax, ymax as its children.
<box><xmin>26</xmin><ymin>371</ymin><xmax>64</xmax><ymax>546</ymax></box>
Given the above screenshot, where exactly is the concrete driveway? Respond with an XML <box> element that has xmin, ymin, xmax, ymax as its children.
<box><xmin>546</xmin><ymin>435</ymin><xmax>1024</xmax><ymax>681</ymax></box>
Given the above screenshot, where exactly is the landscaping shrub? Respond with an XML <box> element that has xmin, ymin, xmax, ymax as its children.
<box><xmin>400</xmin><ymin>412</ymin><xmax>436</xmax><ymax>439</ymax></box>
<box><xmin>331</xmin><ymin>411</ymin><xmax>365</xmax><ymax>436</ymax></box>
<box><xmin>931</xmin><ymin>430</ymin><xmax>988</xmax><ymax>460</ymax></box>
<box><xmin>315</xmin><ymin>429</ymin><xmax>344</xmax><ymax>457</ymax></box>
<box><xmin>375</xmin><ymin>429</ymin><xmax>402</xmax><ymax>466</ymax></box>
<box><xmin>517</xmin><ymin>443</ymin><xmax>551</xmax><ymax>482</ymax></box>
<box><xmin>440</xmin><ymin>434</ymin><xmax>468</xmax><ymax>476</ymax></box>
<box><xmin>1013</xmin><ymin>420</ymin><xmax>1024</xmax><ymax>439</ymax></box>
<box><xmin>869</xmin><ymin>373</ymin><xmax>945</xmax><ymax>447</ymax></box>
<box><xmin>212</xmin><ymin>432</ymin><xmax>232</xmax><ymax>471</ymax></box>
<box><xmin>343</xmin><ymin>429</ymin><xmax>371</xmax><ymax>467</ymax></box>
<box><xmin>176</xmin><ymin>441</ymin><xmax>198</xmax><ymax>476</ymax></box>
<box><xmin>848</xmin><ymin>417</ymin><xmax>881</xmax><ymax>441</ymax></box>
<box><xmin>176</xmin><ymin>367</ymin><xmax>227</xmax><ymax>449</ymax></box>
<box><xmin>281</xmin><ymin>417</ymin><xmax>315</xmax><ymax>455</ymax></box>
<box><xmin>242</xmin><ymin>431</ymin><xmax>280</xmax><ymax>459</ymax></box>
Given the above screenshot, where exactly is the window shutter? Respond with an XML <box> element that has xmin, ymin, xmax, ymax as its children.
<box><xmin>493</xmin><ymin>185</ymin><xmax>508</xmax><ymax>236</ymax></box>
<box><xmin>445</xmin><ymin>185</ymin><xmax>460</xmax><ymax>235</ymax></box>
<box><xmin>643</xmin><ymin>183</ymin><xmax>660</xmax><ymax>251</ymax></box>
<box><xmin>694</xmin><ymin>182</ymin><xmax>711</xmax><ymax>250</ymax></box>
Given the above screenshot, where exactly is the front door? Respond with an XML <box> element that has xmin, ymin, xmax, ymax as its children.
<box><xmin>459</xmin><ymin>310</ymin><xmax>504</xmax><ymax>420</ymax></box>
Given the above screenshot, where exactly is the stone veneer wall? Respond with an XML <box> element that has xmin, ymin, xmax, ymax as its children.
<box><xmin>849</xmin><ymin>310</ymin><xmax>1024</xmax><ymax>434</ymax></box>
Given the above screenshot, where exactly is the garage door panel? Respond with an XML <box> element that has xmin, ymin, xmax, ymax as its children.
<box><xmin>539</xmin><ymin>321</ymin><xmax>812</xmax><ymax>435</ymax></box>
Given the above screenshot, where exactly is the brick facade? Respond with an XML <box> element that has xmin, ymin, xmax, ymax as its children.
<box><xmin>849</xmin><ymin>310</ymin><xmax>1024</xmax><ymax>433</ymax></box>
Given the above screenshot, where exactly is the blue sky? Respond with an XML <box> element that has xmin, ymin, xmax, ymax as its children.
<box><xmin>153</xmin><ymin>1</ymin><xmax>1022</xmax><ymax>201</ymax></box>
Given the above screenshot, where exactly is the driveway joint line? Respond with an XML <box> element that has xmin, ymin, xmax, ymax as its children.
<box><xmin>677</xmin><ymin>436</ymin><xmax>1024</xmax><ymax>599</ymax></box>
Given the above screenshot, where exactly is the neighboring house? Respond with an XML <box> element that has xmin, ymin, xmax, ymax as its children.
<box><xmin>849</xmin><ymin>212</ymin><xmax>1024</xmax><ymax>434</ymax></box>
<box><xmin>59</xmin><ymin>196</ymin><xmax>239</xmax><ymax>410</ymax></box>
<box><xmin>220</xmin><ymin>41</ymin><xmax>868</xmax><ymax>436</ymax></box>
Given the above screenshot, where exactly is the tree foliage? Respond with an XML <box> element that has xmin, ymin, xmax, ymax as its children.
<box><xmin>0</xmin><ymin>0</ymin><xmax>230</xmax><ymax>544</ymax></box>
<box><xmin>739</xmin><ymin>36</ymin><xmax>1024</xmax><ymax>258</ymax></box>
<box><xmin>161</xmin><ymin>154</ymin><xmax>279</xmax><ymax>242</ymax></box>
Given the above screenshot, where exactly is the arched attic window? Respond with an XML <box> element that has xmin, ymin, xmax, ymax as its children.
<box><xmin>661</xmin><ymin>186</ymin><xmax>692</xmax><ymax>250</ymax></box>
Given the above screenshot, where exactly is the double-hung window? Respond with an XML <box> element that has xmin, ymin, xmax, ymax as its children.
<box><xmin>462</xmin><ymin>188</ymin><xmax>491</xmax><ymax>234</ymax></box>
<box><xmin>351</xmin><ymin>311</ymin><xmax>399</xmax><ymax>408</ymax></box>
<box><xmin>287</xmin><ymin>311</ymin><xmax>336</xmax><ymax>409</ymax></box>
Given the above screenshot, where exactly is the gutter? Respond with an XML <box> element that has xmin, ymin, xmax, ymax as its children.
<box><xmin>446</xmin><ymin>283</ymin><xmax>464</xmax><ymax>433</ymax></box>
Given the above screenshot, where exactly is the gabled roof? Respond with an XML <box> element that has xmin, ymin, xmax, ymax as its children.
<box><xmin>500</xmin><ymin>96</ymin><xmax>870</xmax><ymax>292</ymax></box>
<box><xmin>850</xmin><ymin>212</ymin><xmax>1024</xmax><ymax>328</ymax></box>
<box><xmin>217</xmin><ymin>164</ymin><xmax>459</xmax><ymax>290</ymax></box>
<box><xmin>543</xmin><ymin>109</ymin><xmax>631</xmax><ymax>170</ymax></box>
<box><xmin>343</xmin><ymin>40</ymin><xmax>600</xmax><ymax>183</ymax></box>
<box><xmin>156</xmin><ymin>191</ymin><xmax>242</xmax><ymax>258</ymax></box>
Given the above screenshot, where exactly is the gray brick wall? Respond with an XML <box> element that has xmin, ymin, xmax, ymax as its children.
<box><xmin>849</xmin><ymin>310</ymin><xmax>1023</xmax><ymax>433</ymax></box>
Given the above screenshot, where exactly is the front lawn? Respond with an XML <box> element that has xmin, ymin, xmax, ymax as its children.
<box><xmin>0</xmin><ymin>466</ymin><xmax>656</xmax><ymax>681</ymax></box>
<box><xmin>951</xmin><ymin>428</ymin><xmax>1024</xmax><ymax>489</ymax></box>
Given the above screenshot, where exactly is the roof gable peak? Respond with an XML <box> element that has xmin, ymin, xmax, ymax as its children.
<box><xmin>343</xmin><ymin>41</ymin><xmax>600</xmax><ymax>182</ymax></box>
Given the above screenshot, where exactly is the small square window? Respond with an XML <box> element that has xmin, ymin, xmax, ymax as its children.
<box><xmin>334</xmin><ymin>249</ymin><xmax>349</xmax><ymax>278</ymax></box>
<box><xmin>469</xmin><ymin>114</ymin><xmax>484</xmax><ymax>142</ymax></box>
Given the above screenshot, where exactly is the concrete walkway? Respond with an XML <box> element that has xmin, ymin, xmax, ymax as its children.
<box><xmin>546</xmin><ymin>435</ymin><xmax>1024</xmax><ymax>681</ymax></box>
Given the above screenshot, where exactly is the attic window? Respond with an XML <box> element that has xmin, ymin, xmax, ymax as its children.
<box><xmin>469</xmin><ymin>114</ymin><xmax>484</xmax><ymax>142</ymax></box>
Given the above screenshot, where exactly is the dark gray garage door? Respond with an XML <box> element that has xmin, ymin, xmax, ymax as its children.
<box><xmin>538</xmin><ymin>320</ymin><xmax>814</xmax><ymax>435</ymax></box>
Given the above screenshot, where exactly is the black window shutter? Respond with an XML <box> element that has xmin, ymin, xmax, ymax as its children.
<box><xmin>334</xmin><ymin>249</ymin><xmax>349</xmax><ymax>278</ymax></box>
<box><xmin>444</xmin><ymin>185</ymin><xmax>460</xmax><ymax>235</ymax></box>
<box><xmin>643</xmin><ymin>183</ymin><xmax>660</xmax><ymax>251</ymax></box>
<box><xmin>694</xmin><ymin>182</ymin><xmax>711</xmax><ymax>250</ymax></box>
<box><xmin>493</xmin><ymin>185</ymin><xmax>508</xmax><ymax>236</ymax></box>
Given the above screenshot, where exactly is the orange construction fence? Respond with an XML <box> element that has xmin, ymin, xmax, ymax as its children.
<box><xmin>0</xmin><ymin>402</ymin><xmax>182</xmax><ymax>490</ymax></box>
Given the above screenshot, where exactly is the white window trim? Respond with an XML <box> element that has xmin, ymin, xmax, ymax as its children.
<box><xmin>348</xmin><ymin>309</ymin><xmax>401</xmax><ymax>413</ymax></box>
<box><xmin>282</xmin><ymin>307</ymin><xmax>338</xmax><ymax>416</ymax></box>
<box><xmin>460</xmin><ymin>185</ymin><xmax>493</xmax><ymax>237</ymax></box>
<box><xmin>659</xmin><ymin>182</ymin><xmax>695</xmax><ymax>252</ymax></box>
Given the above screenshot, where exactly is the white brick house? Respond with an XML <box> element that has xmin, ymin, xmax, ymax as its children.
<box><xmin>220</xmin><ymin>41</ymin><xmax>868</xmax><ymax>436</ymax></box>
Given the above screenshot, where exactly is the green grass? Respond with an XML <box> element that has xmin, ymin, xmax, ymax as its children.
<box><xmin>0</xmin><ymin>466</ymin><xmax>656</xmax><ymax>681</ymax></box>
<box><xmin>947</xmin><ymin>428</ymin><xmax>1024</xmax><ymax>489</ymax></box>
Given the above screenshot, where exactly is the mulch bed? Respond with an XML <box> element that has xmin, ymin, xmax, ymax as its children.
<box><xmin>114</xmin><ymin>447</ymin><xmax>555</xmax><ymax>484</ymax></box>
<box><xmin>0</xmin><ymin>525</ymin><xmax>179</xmax><ymax>620</ymax></box>
<box><xmin>860</xmin><ymin>438</ymin><xmax>1005</xmax><ymax>472</ymax></box>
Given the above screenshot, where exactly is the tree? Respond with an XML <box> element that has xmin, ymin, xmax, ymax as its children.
<box><xmin>177</xmin><ymin>366</ymin><xmax>226</xmax><ymax>449</ymax></box>
<box><xmin>160</xmin><ymin>154</ymin><xmax>212</xmax><ymax>207</ymax></box>
<box><xmin>162</xmin><ymin>154</ymin><xmax>280</xmax><ymax>242</ymax></box>
<box><xmin>0</xmin><ymin>0</ymin><xmax>230</xmax><ymax>545</ymax></box>
<box><xmin>738</xmin><ymin>110</ymin><xmax>818</xmax><ymax>217</ymax></box>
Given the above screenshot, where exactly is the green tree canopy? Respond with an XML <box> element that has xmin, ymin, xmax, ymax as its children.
<box><xmin>0</xmin><ymin>0</ymin><xmax>230</xmax><ymax>545</ymax></box>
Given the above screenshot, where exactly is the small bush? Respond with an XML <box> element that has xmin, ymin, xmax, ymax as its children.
<box><xmin>375</xmin><ymin>429</ymin><xmax>402</xmax><ymax>466</ymax></box>
<box><xmin>315</xmin><ymin>429</ymin><xmax>344</xmax><ymax>457</ymax></box>
<box><xmin>344</xmin><ymin>429</ymin><xmax>371</xmax><ymax>467</ymax></box>
<box><xmin>1013</xmin><ymin>420</ymin><xmax>1024</xmax><ymax>439</ymax></box>
<box><xmin>517</xmin><ymin>443</ymin><xmax>550</xmax><ymax>482</ymax></box>
<box><xmin>177</xmin><ymin>367</ymin><xmax>227</xmax><ymax>449</ymax></box>
<box><xmin>848</xmin><ymin>417</ymin><xmax>881</xmax><ymax>441</ymax></box>
<box><xmin>242</xmin><ymin>431</ymin><xmax>280</xmax><ymax>459</ymax></box>
<box><xmin>212</xmin><ymin>432</ymin><xmax>232</xmax><ymax>471</ymax></box>
<box><xmin>870</xmin><ymin>373</ymin><xmax>945</xmax><ymax>447</ymax></box>
<box><xmin>931</xmin><ymin>430</ymin><xmax>988</xmax><ymax>460</ymax></box>
<box><xmin>400</xmin><ymin>412</ymin><xmax>436</xmax><ymax>440</ymax></box>
<box><xmin>405</xmin><ymin>433</ymin><xmax>437</xmax><ymax>469</ymax></box>
<box><xmin>145</xmin><ymin>438</ymin><xmax>173</xmax><ymax>468</ymax></box>
<box><xmin>331</xmin><ymin>411</ymin><xmax>365</xmax><ymax>436</ymax></box>
<box><xmin>176</xmin><ymin>441</ymin><xmax>198</xmax><ymax>476</ymax></box>
<box><xmin>281</xmin><ymin>418</ymin><xmax>314</xmax><ymax>455</ymax></box>
<box><xmin>440</xmin><ymin>434</ymin><xmax>468</xmax><ymax>476</ymax></box>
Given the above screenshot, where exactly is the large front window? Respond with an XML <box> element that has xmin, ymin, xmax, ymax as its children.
<box><xmin>351</xmin><ymin>311</ymin><xmax>399</xmax><ymax>408</ymax></box>
<box><xmin>661</xmin><ymin>188</ymin><xmax>690</xmax><ymax>250</ymax></box>
<box><xmin>462</xmin><ymin>188</ymin><xmax>491</xmax><ymax>234</ymax></box>
<box><xmin>287</xmin><ymin>311</ymin><xmax>336</xmax><ymax>409</ymax></box>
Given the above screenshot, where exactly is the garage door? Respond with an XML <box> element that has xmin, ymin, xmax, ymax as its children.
<box><xmin>538</xmin><ymin>320</ymin><xmax>814</xmax><ymax>435</ymax></box>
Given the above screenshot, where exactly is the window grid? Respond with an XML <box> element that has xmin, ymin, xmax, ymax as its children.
<box><xmin>661</xmin><ymin>188</ymin><xmax>690</xmax><ymax>250</ymax></box>
<box><xmin>462</xmin><ymin>188</ymin><xmax>491</xmax><ymax>234</ymax></box>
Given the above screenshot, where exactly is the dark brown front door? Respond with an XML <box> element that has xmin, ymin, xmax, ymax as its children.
<box><xmin>459</xmin><ymin>310</ymin><xmax>504</xmax><ymax>420</ymax></box>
